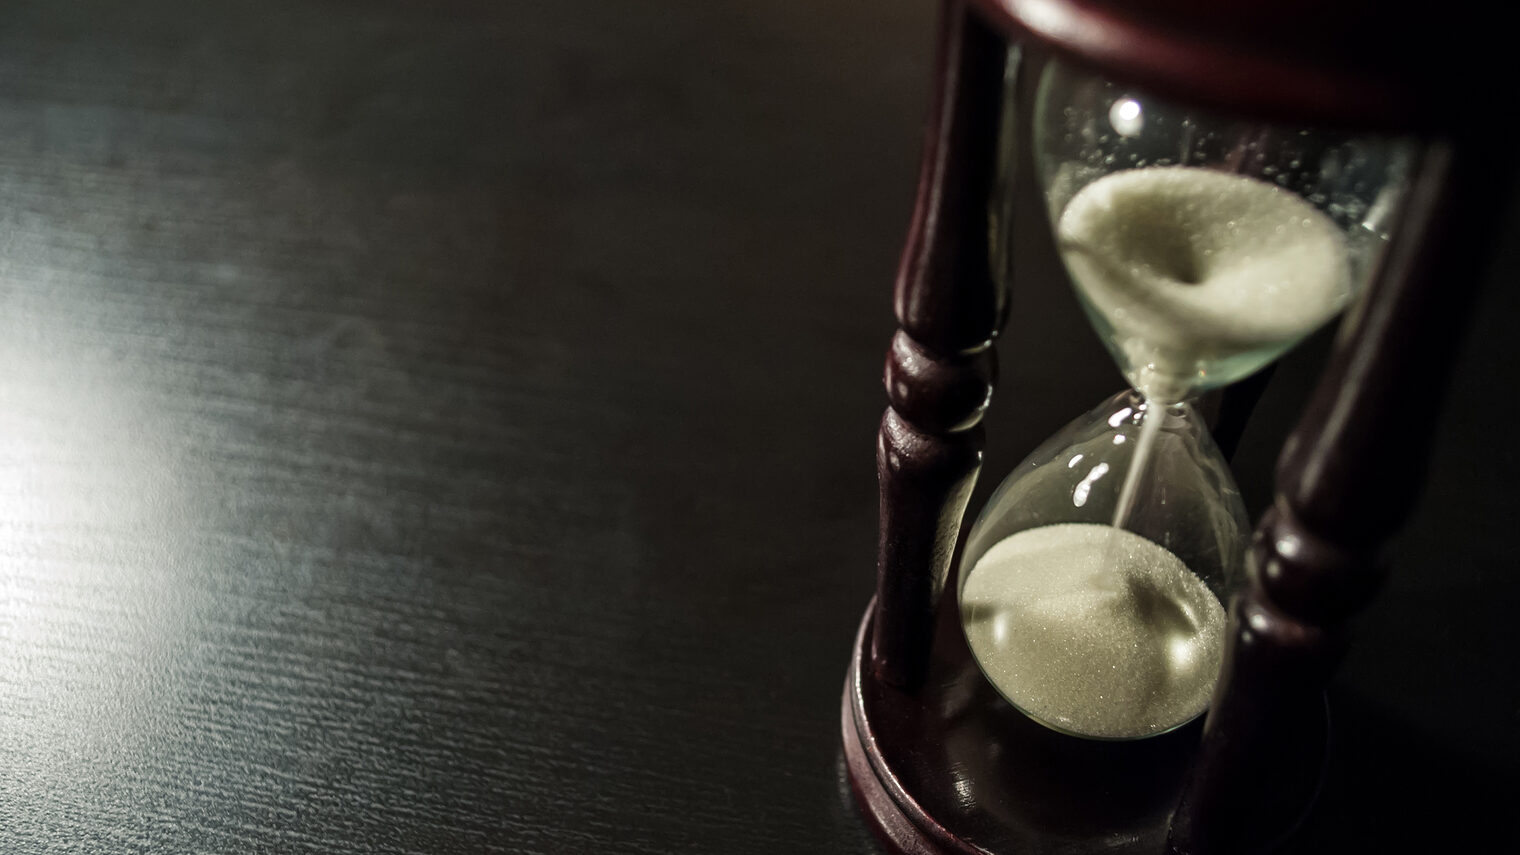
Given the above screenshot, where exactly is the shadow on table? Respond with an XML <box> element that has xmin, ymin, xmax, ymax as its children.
<box><xmin>1288</xmin><ymin>688</ymin><xmax>1515</xmax><ymax>853</ymax></box>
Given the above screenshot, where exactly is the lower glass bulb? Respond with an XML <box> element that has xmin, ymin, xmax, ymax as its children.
<box><xmin>957</xmin><ymin>391</ymin><xmax>1248</xmax><ymax>740</ymax></box>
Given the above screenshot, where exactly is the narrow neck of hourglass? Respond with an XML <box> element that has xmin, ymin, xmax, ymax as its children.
<box><xmin>1129</xmin><ymin>364</ymin><xmax>1194</xmax><ymax>408</ymax></box>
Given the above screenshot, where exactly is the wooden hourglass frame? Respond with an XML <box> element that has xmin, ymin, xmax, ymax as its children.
<box><xmin>840</xmin><ymin>1</ymin><xmax>1508</xmax><ymax>853</ymax></box>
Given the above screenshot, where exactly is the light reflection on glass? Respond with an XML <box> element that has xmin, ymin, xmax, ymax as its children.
<box><xmin>1072</xmin><ymin>462</ymin><xmax>1110</xmax><ymax>508</ymax></box>
<box><xmin>1109</xmin><ymin>97</ymin><xmax>1144</xmax><ymax>137</ymax></box>
<box><xmin>992</xmin><ymin>613</ymin><xmax>1011</xmax><ymax>645</ymax></box>
<box><xmin>1275</xmin><ymin>532</ymin><xmax>1303</xmax><ymax>560</ymax></box>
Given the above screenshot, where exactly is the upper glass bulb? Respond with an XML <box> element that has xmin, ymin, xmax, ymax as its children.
<box><xmin>1031</xmin><ymin>59</ymin><xmax>1416</xmax><ymax>402</ymax></box>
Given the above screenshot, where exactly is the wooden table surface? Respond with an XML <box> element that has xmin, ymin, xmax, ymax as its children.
<box><xmin>1</xmin><ymin>2</ymin><xmax>1515</xmax><ymax>852</ymax></box>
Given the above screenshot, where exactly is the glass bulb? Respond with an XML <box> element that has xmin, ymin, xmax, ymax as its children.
<box><xmin>958</xmin><ymin>391</ymin><xmax>1249</xmax><ymax>740</ymax></box>
<box><xmin>1030</xmin><ymin>59</ymin><xmax>1417</xmax><ymax>401</ymax></box>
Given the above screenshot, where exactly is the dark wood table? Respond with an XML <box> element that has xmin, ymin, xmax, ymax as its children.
<box><xmin>2</xmin><ymin>2</ymin><xmax>1515</xmax><ymax>852</ymax></box>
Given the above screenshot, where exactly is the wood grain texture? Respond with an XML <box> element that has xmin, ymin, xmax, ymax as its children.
<box><xmin>0</xmin><ymin>2</ymin><xmax>1516</xmax><ymax>854</ymax></box>
<box><xmin>0</xmin><ymin>2</ymin><xmax>929</xmax><ymax>852</ymax></box>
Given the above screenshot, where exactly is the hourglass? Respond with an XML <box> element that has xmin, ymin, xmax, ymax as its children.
<box><xmin>957</xmin><ymin>60</ymin><xmax>1413</xmax><ymax>743</ymax></box>
<box><xmin>841</xmin><ymin>2</ymin><xmax>1506</xmax><ymax>854</ymax></box>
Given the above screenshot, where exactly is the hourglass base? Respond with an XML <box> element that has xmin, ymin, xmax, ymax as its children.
<box><xmin>841</xmin><ymin>596</ymin><xmax>1329</xmax><ymax>854</ymax></box>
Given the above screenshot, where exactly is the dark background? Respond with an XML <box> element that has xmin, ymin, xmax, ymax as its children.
<box><xmin>1</xmin><ymin>2</ymin><xmax>1514</xmax><ymax>852</ymax></box>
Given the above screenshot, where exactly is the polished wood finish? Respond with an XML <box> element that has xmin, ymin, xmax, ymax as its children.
<box><xmin>963</xmin><ymin>0</ymin><xmax>1497</xmax><ymax>131</ymax></box>
<box><xmin>870</xmin><ymin>0</ymin><xmax>1007</xmax><ymax>691</ymax></box>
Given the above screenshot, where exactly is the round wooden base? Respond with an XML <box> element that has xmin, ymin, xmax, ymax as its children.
<box><xmin>840</xmin><ymin>598</ymin><xmax>1327</xmax><ymax>854</ymax></box>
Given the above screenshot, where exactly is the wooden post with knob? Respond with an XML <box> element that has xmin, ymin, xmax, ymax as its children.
<box><xmin>870</xmin><ymin>0</ymin><xmax>1007</xmax><ymax>691</ymax></box>
<box><xmin>1168</xmin><ymin>136</ymin><xmax>1505</xmax><ymax>852</ymax></box>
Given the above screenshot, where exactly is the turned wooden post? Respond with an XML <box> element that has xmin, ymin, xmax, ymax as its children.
<box><xmin>1168</xmin><ymin>137</ymin><xmax>1507</xmax><ymax>853</ymax></box>
<box><xmin>870</xmin><ymin>0</ymin><xmax>1008</xmax><ymax>691</ymax></box>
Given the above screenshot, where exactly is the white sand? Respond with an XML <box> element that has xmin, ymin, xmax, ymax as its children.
<box><xmin>961</xmin><ymin>523</ymin><xmax>1226</xmax><ymax>740</ymax></box>
<box><xmin>1057</xmin><ymin>166</ymin><xmax>1350</xmax><ymax>396</ymax></box>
